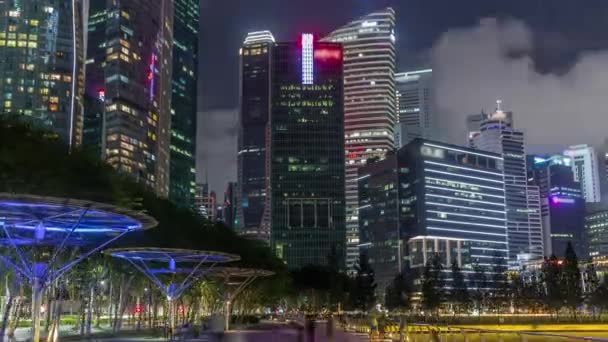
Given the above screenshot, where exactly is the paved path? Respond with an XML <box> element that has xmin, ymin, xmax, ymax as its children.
<box><xmin>58</xmin><ymin>322</ymin><xmax>368</xmax><ymax>342</ymax></box>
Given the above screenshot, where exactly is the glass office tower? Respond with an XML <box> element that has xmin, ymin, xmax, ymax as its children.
<box><xmin>270</xmin><ymin>34</ymin><xmax>345</xmax><ymax>269</ymax></box>
<box><xmin>236</xmin><ymin>31</ymin><xmax>275</xmax><ymax>241</ymax></box>
<box><xmin>169</xmin><ymin>0</ymin><xmax>199</xmax><ymax>207</ymax></box>
<box><xmin>359</xmin><ymin>139</ymin><xmax>508</xmax><ymax>291</ymax></box>
<box><xmin>84</xmin><ymin>0</ymin><xmax>173</xmax><ymax>197</ymax></box>
<box><xmin>0</xmin><ymin>0</ymin><xmax>87</xmax><ymax>147</ymax></box>
<box><xmin>323</xmin><ymin>8</ymin><xmax>397</xmax><ymax>272</ymax></box>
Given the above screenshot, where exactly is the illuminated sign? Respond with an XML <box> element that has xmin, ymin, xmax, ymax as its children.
<box><xmin>314</xmin><ymin>48</ymin><xmax>341</xmax><ymax>60</ymax></box>
<box><xmin>421</xmin><ymin>146</ymin><xmax>445</xmax><ymax>159</ymax></box>
<box><xmin>301</xmin><ymin>33</ymin><xmax>314</xmax><ymax>85</ymax></box>
<box><xmin>148</xmin><ymin>53</ymin><xmax>156</xmax><ymax>101</ymax></box>
<box><xmin>362</xmin><ymin>21</ymin><xmax>377</xmax><ymax>27</ymax></box>
<box><xmin>97</xmin><ymin>89</ymin><xmax>105</xmax><ymax>102</ymax></box>
<box><xmin>551</xmin><ymin>196</ymin><xmax>575</xmax><ymax>204</ymax></box>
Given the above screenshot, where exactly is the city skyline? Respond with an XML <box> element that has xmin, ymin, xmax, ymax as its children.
<box><xmin>199</xmin><ymin>0</ymin><xmax>608</xmax><ymax>193</ymax></box>
<box><xmin>3</xmin><ymin>1</ymin><xmax>608</xmax><ymax>338</ymax></box>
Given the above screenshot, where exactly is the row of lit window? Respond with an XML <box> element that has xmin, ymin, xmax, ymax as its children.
<box><xmin>40</xmin><ymin>73</ymin><xmax>71</xmax><ymax>82</ymax></box>
<box><xmin>0</xmin><ymin>40</ymin><xmax>37</xmax><ymax>48</ymax></box>
<box><xmin>242</xmin><ymin>47</ymin><xmax>268</xmax><ymax>56</ymax></box>
<box><xmin>279</xmin><ymin>84</ymin><xmax>336</xmax><ymax>91</ymax></box>
<box><xmin>0</xmin><ymin>33</ymin><xmax>37</xmax><ymax>40</ymax></box>
<box><xmin>278</xmin><ymin>100</ymin><xmax>335</xmax><ymax>107</ymax></box>
<box><xmin>169</xmin><ymin>145</ymin><xmax>193</xmax><ymax>157</ymax></box>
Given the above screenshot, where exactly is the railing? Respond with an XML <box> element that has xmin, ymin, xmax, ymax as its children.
<box><xmin>345</xmin><ymin>321</ymin><xmax>608</xmax><ymax>341</ymax></box>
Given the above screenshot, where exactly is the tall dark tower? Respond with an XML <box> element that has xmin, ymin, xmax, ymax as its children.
<box><xmin>168</xmin><ymin>0</ymin><xmax>199</xmax><ymax>207</ymax></box>
<box><xmin>236</xmin><ymin>31</ymin><xmax>275</xmax><ymax>241</ymax></box>
<box><xmin>83</xmin><ymin>0</ymin><xmax>174</xmax><ymax>197</ymax></box>
<box><xmin>0</xmin><ymin>0</ymin><xmax>87</xmax><ymax>148</ymax></box>
<box><xmin>270</xmin><ymin>34</ymin><xmax>345</xmax><ymax>269</ymax></box>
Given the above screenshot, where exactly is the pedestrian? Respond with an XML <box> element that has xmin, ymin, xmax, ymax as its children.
<box><xmin>306</xmin><ymin>315</ymin><xmax>315</xmax><ymax>342</ymax></box>
<box><xmin>326</xmin><ymin>314</ymin><xmax>334</xmax><ymax>340</ymax></box>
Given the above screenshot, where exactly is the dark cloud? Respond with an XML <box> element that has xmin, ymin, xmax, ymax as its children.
<box><xmin>196</xmin><ymin>109</ymin><xmax>238</xmax><ymax>193</ymax></box>
<box><xmin>433</xmin><ymin>18</ymin><xmax>608</xmax><ymax>154</ymax></box>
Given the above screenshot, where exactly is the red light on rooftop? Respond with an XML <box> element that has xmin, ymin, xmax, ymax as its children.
<box><xmin>314</xmin><ymin>48</ymin><xmax>341</xmax><ymax>60</ymax></box>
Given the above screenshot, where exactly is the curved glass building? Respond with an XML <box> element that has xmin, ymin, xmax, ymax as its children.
<box><xmin>323</xmin><ymin>8</ymin><xmax>397</xmax><ymax>271</ymax></box>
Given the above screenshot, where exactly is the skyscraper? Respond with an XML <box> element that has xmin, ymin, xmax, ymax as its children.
<box><xmin>564</xmin><ymin>144</ymin><xmax>601</xmax><ymax>203</ymax></box>
<box><xmin>586</xmin><ymin>203</ymin><xmax>608</xmax><ymax>260</ymax></box>
<box><xmin>84</xmin><ymin>0</ymin><xmax>174</xmax><ymax>197</ymax></box>
<box><xmin>471</xmin><ymin>101</ymin><xmax>543</xmax><ymax>264</ymax></box>
<box><xmin>194</xmin><ymin>183</ymin><xmax>216</xmax><ymax>221</ymax></box>
<box><xmin>270</xmin><ymin>34</ymin><xmax>345</xmax><ymax>269</ymax></box>
<box><xmin>323</xmin><ymin>8</ymin><xmax>397</xmax><ymax>271</ymax></box>
<box><xmin>359</xmin><ymin>139</ymin><xmax>508</xmax><ymax>292</ymax></box>
<box><xmin>221</xmin><ymin>182</ymin><xmax>238</xmax><ymax>228</ymax></box>
<box><xmin>528</xmin><ymin>155</ymin><xmax>586</xmax><ymax>258</ymax></box>
<box><xmin>395</xmin><ymin>69</ymin><xmax>434</xmax><ymax>148</ymax></box>
<box><xmin>0</xmin><ymin>0</ymin><xmax>87</xmax><ymax>147</ymax></box>
<box><xmin>169</xmin><ymin>0</ymin><xmax>199</xmax><ymax>207</ymax></box>
<box><xmin>466</xmin><ymin>111</ymin><xmax>490</xmax><ymax>147</ymax></box>
<box><xmin>236</xmin><ymin>31</ymin><xmax>275</xmax><ymax>241</ymax></box>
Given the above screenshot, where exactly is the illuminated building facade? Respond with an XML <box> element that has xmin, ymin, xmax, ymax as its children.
<box><xmin>84</xmin><ymin>0</ymin><xmax>173</xmax><ymax>197</ymax></box>
<box><xmin>236</xmin><ymin>31</ymin><xmax>275</xmax><ymax>241</ymax></box>
<box><xmin>359</xmin><ymin>139</ymin><xmax>507</xmax><ymax>291</ymax></box>
<box><xmin>0</xmin><ymin>0</ymin><xmax>87</xmax><ymax>147</ymax></box>
<box><xmin>194</xmin><ymin>183</ymin><xmax>216</xmax><ymax>221</ymax></box>
<box><xmin>587</xmin><ymin>204</ymin><xmax>608</xmax><ymax>260</ymax></box>
<box><xmin>220</xmin><ymin>182</ymin><xmax>238</xmax><ymax>228</ymax></box>
<box><xmin>395</xmin><ymin>69</ymin><xmax>434</xmax><ymax>148</ymax></box>
<box><xmin>471</xmin><ymin>101</ymin><xmax>543</xmax><ymax>265</ymax></box>
<box><xmin>466</xmin><ymin>111</ymin><xmax>488</xmax><ymax>147</ymax></box>
<box><xmin>270</xmin><ymin>35</ymin><xmax>345</xmax><ymax>269</ymax></box>
<box><xmin>323</xmin><ymin>8</ymin><xmax>397</xmax><ymax>272</ymax></box>
<box><xmin>169</xmin><ymin>0</ymin><xmax>199</xmax><ymax>207</ymax></box>
<box><xmin>564</xmin><ymin>144</ymin><xmax>601</xmax><ymax>203</ymax></box>
<box><xmin>529</xmin><ymin>155</ymin><xmax>586</xmax><ymax>258</ymax></box>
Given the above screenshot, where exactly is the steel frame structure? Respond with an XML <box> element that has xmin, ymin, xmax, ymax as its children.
<box><xmin>210</xmin><ymin>267</ymin><xmax>274</xmax><ymax>331</ymax></box>
<box><xmin>104</xmin><ymin>248</ymin><xmax>239</xmax><ymax>337</ymax></box>
<box><xmin>0</xmin><ymin>193</ymin><xmax>156</xmax><ymax>342</ymax></box>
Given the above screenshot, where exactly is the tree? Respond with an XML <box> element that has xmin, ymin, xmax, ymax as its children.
<box><xmin>349</xmin><ymin>255</ymin><xmax>376</xmax><ymax>311</ymax></box>
<box><xmin>489</xmin><ymin>255</ymin><xmax>509</xmax><ymax>314</ymax></box>
<box><xmin>584</xmin><ymin>262</ymin><xmax>599</xmax><ymax>295</ymax></box>
<box><xmin>385</xmin><ymin>271</ymin><xmax>411</xmax><ymax>312</ymax></box>
<box><xmin>589</xmin><ymin>277</ymin><xmax>608</xmax><ymax>319</ymax></box>
<box><xmin>0</xmin><ymin>117</ymin><xmax>292</xmax><ymax>333</ymax></box>
<box><xmin>541</xmin><ymin>255</ymin><xmax>563</xmax><ymax>316</ymax></box>
<box><xmin>562</xmin><ymin>243</ymin><xmax>582</xmax><ymax>317</ymax></box>
<box><xmin>421</xmin><ymin>254</ymin><xmax>444</xmax><ymax>315</ymax></box>
<box><xmin>470</xmin><ymin>263</ymin><xmax>487</xmax><ymax>314</ymax></box>
<box><xmin>450</xmin><ymin>260</ymin><xmax>469</xmax><ymax>315</ymax></box>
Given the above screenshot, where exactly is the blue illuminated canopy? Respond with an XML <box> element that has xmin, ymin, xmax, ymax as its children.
<box><xmin>0</xmin><ymin>194</ymin><xmax>156</xmax><ymax>235</ymax></box>
<box><xmin>105</xmin><ymin>248</ymin><xmax>240</xmax><ymax>300</ymax></box>
<box><xmin>106</xmin><ymin>248</ymin><xmax>240</xmax><ymax>264</ymax></box>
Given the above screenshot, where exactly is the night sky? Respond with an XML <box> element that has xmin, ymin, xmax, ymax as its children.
<box><xmin>198</xmin><ymin>0</ymin><xmax>608</xmax><ymax>193</ymax></box>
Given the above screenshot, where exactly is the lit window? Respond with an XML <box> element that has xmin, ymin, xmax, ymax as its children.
<box><xmin>30</xmin><ymin>20</ymin><xmax>39</xmax><ymax>27</ymax></box>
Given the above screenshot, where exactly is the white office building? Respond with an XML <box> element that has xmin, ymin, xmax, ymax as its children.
<box><xmin>471</xmin><ymin>101</ymin><xmax>544</xmax><ymax>264</ymax></box>
<box><xmin>323</xmin><ymin>8</ymin><xmax>397</xmax><ymax>272</ymax></box>
<box><xmin>564</xmin><ymin>144</ymin><xmax>601</xmax><ymax>203</ymax></box>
